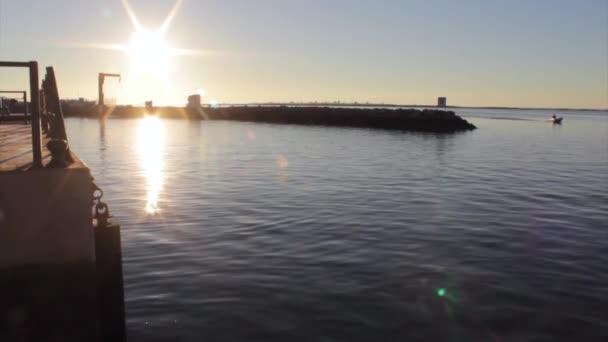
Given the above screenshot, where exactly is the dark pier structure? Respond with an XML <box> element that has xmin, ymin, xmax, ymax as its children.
<box><xmin>0</xmin><ymin>61</ymin><xmax>126</xmax><ymax>342</ymax></box>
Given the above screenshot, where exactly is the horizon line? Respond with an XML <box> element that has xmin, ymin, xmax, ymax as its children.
<box><xmin>59</xmin><ymin>98</ymin><xmax>608</xmax><ymax>112</ymax></box>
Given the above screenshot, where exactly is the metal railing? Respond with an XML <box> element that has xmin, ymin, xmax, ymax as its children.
<box><xmin>0</xmin><ymin>90</ymin><xmax>28</xmax><ymax>124</ymax></box>
<box><xmin>0</xmin><ymin>61</ymin><xmax>73</xmax><ymax>168</ymax></box>
<box><xmin>0</xmin><ymin>61</ymin><xmax>42</xmax><ymax>167</ymax></box>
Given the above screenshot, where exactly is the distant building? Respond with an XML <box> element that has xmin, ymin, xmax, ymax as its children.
<box><xmin>437</xmin><ymin>97</ymin><xmax>447</xmax><ymax>107</ymax></box>
<box><xmin>145</xmin><ymin>101</ymin><xmax>153</xmax><ymax>109</ymax></box>
<box><xmin>187</xmin><ymin>94</ymin><xmax>201</xmax><ymax>108</ymax></box>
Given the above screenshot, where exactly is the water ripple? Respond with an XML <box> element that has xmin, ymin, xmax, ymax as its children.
<box><xmin>65</xmin><ymin>111</ymin><xmax>608</xmax><ymax>342</ymax></box>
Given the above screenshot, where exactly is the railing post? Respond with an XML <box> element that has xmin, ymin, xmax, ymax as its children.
<box><xmin>24</xmin><ymin>91</ymin><xmax>28</xmax><ymax>124</ymax></box>
<box><xmin>45</xmin><ymin>66</ymin><xmax>74</xmax><ymax>166</ymax></box>
<box><xmin>29</xmin><ymin>61</ymin><xmax>43</xmax><ymax>168</ymax></box>
<box><xmin>40</xmin><ymin>85</ymin><xmax>48</xmax><ymax>135</ymax></box>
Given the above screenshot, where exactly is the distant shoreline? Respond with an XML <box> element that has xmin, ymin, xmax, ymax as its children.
<box><xmin>232</xmin><ymin>102</ymin><xmax>608</xmax><ymax>112</ymax></box>
<box><xmin>56</xmin><ymin>98</ymin><xmax>608</xmax><ymax>112</ymax></box>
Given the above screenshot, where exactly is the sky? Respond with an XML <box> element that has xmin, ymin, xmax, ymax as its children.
<box><xmin>0</xmin><ymin>0</ymin><xmax>606</xmax><ymax>109</ymax></box>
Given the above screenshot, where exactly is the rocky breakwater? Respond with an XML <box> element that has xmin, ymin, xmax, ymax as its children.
<box><xmin>209</xmin><ymin>107</ymin><xmax>476</xmax><ymax>133</ymax></box>
<box><xmin>62</xmin><ymin>103</ymin><xmax>476</xmax><ymax>133</ymax></box>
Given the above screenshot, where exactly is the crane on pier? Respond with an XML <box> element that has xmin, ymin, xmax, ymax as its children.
<box><xmin>98</xmin><ymin>73</ymin><xmax>121</xmax><ymax>107</ymax></box>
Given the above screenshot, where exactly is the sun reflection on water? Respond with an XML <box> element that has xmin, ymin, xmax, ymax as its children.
<box><xmin>137</xmin><ymin>116</ymin><xmax>165</xmax><ymax>214</ymax></box>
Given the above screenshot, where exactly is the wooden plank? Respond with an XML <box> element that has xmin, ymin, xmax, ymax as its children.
<box><xmin>0</xmin><ymin>123</ymin><xmax>50</xmax><ymax>172</ymax></box>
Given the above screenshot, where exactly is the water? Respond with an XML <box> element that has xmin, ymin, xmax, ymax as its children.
<box><xmin>66</xmin><ymin>108</ymin><xmax>608</xmax><ymax>341</ymax></box>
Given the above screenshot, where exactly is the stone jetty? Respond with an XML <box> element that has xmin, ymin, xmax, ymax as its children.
<box><xmin>63</xmin><ymin>103</ymin><xmax>477</xmax><ymax>133</ymax></box>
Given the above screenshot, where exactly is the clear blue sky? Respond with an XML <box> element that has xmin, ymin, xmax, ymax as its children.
<box><xmin>0</xmin><ymin>0</ymin><xmax>606</xmax><ymax>108</ymax></box>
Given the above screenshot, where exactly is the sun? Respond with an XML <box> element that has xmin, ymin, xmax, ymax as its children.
<box><xmin>119</xmin><ymin>0</ymin><xmax>185</xmax><ymax>79</ymax></box>
<box><xmin>78</xmin><ymin>0</ymin><xmax>210</xmax><ymax>79</ymax></box>
<box><xmin>75</xmin><ymin>0</ymin><xmax>216</xmax><ymax>104</ymax></box>
<box><xmin>128</xmin><ymin>29</ymin><xmax>170</xmax><ymax>75</ymax></box>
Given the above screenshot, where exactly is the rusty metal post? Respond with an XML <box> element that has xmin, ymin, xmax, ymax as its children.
<box><xmin>29</xmin><ymin>61</ymin><xmax>43</xmax><ymax>168</ymax></box>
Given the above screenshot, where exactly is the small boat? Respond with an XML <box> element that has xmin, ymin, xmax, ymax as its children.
<box><xmin>548</xmin><ymin>116</ymin><xmax>563</xmax><ymax>124</ymax></box>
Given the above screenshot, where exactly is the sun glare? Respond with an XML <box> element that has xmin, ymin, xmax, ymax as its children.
<box><xmin>128</xmin><ymin>29</ymin><xmax>170</xmax><ymax>75</ymax></box>
<box><xmin>77</xmin><ymin>0</ymin><xmax>217</xmax><ymax>105</ymax></box>
<box><xmin>137</xmin><ymin>116</ymin><xmax>165</xmax><ymax>214</ymax></box>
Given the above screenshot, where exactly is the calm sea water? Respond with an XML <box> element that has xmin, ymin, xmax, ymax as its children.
<box><xmin>66</xmin><ymin>108</ymin><xmax>608</xmax><ymax>342</ymax></box>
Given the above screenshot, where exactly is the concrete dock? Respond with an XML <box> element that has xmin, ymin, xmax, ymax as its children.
<box><xmin>0</xmin><ymin>123</ymin><xmax>100</xmax><ymax>341</ymax></box>
<box><xmin>1</xmin><ymin>62</ymin><xmax>126</xmax><ymax>342</ymax></box>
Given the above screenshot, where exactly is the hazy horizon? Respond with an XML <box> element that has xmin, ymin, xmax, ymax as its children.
<box><xmin>0</xmin><ymin>0</ymin><xmax>607</xmax><ymax>109</ymax></box>
<box><xmin>57</xmin><ymin>97</ymin><xmax>608</xmax><ymax>111</ymax></box>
